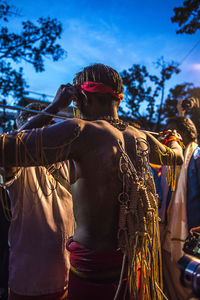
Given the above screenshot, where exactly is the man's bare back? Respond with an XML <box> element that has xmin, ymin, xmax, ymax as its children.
<box><xmin>70</xmin><ymin>120</ymin><xmax>144</xmax><ymax>250</ymax></box>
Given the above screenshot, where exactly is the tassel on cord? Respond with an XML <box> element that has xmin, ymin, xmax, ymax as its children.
<box><xmin>114</xmin><ymin>138</ymin><xmax>172</xmax><ymax>300</ymax></box>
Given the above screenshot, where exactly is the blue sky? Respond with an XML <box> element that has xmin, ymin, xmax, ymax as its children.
<box><xmin>7</xmin><ymin>0</ymin><xmax>200</xmax><ymax>103</ymax></box>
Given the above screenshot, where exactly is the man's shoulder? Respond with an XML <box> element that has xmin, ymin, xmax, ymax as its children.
<box><xmin>61</xmin><ymin>118</ymin><xmax>145</xmax><ymax>143</ymax></box>
<box><xmin>125</xmin><ymin>125</ymin><xmax>146</xmax><ymax>139</ymax></box>
<box><xmin>61</xmin><ymin>118</ymin><xmax>93</xmax><ymax>132</ymax></box>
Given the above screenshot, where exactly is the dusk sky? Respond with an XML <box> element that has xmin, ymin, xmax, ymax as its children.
<box><xmin>7</xmin><ymin>0</ymin><xmax>200</xmax><ymax>103</ymax></box>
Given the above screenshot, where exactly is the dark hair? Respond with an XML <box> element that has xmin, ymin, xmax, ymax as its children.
<box><xmin>16</xmin><ymin>102</ymin><xmax>47</xmax><ymax>129</ymax></box>
<box><xmin>167</xmin><ymin>116</ymin><xmax>197</xmax><ymax>142</ymax></box>
<box><xmin>73</xmin><ymin>63</ymin><xmax>123</xmax><ymax>105</ymax></box>
<box><xmin>73</xmin><ymin>63</ymin><xmax>123</xmax><ymax>93</ymax></box>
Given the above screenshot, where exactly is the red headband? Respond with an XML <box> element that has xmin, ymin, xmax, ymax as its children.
<box><xmin>80</xmin><ymin>82</ymin><xmax>124</xmax><ymax>101</ymax></box>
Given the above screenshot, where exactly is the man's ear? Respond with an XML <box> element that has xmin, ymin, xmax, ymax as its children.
<box><xmin>81</xmin><ymin>91</ymin><xmax>89</xmax><ymax>105</ymax></box>
<box><xmin>117</xmin><ymin>100</ymin><xmax>120</xmax><ymax>109</ymax></box>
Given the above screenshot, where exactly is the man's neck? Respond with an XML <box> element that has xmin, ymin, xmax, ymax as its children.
<box><xmin>94</xmin><ymin>113</ymin><xmax>118</xmax><ymax>121</ymax></box>
<box><xmin>86</xmin><ymin>107</ymin><xmax>119</xmax><ymax>121</ymax></box>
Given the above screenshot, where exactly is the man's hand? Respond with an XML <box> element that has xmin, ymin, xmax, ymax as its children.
<box><xmin>158</xmin><ymin>129</ymin><xmax>183</xmax><ymax>144</ymax></box>
<box><xmin>52</xmin><ymin>84</ymin><xmax>79</xmax><ymax>112</ymax></box>
<box><xmin>18</xmin><ymin>84</ymin><xmax>79</xmax><ymax>131</ymax></box>
<box><xmin>190</xmin><ymin>227</ymin><xmax>200</xmax><ymax>235</ymax></box>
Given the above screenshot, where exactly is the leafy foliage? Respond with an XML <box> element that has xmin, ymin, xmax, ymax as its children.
<box><xmin>0</xmin><ymin>0</ymin><xmax>66</xmax><ymax>101</ymax></box>
<box><xmin>120</xmin><ymin>58</ymin><xmax>180</xmax><ymax>130</ymax></box>
<box><xmin>171</xmin><ymin>0</ymin><xmax>200</xmax><ymax>34</ymax></box>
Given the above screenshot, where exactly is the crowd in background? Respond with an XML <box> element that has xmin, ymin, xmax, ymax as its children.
<box><xmin>0</xmin><ymin>64</ymin><xmax>199</xmax><ymax>300</ymax></box>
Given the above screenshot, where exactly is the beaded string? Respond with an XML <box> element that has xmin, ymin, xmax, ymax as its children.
<box><xmin>0</xmin><ymin>124</ymin><xmax>80</xmax><ymax>221</ymax></box>
<box><xmin>157</xmin><ymin>145</ymin><xmax>177</xmax><ymax>191</ymax></box>
<box><xmin>73</xmin><ymin>107</ymin><xmax>81</xmax><ymax>119</ymax></box>
<box><xmin>115</xmin><ymin>138</ymin><xmax>165</xmax><ymax>300</ymax></box>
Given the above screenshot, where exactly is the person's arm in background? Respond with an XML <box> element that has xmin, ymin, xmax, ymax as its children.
<box><xmin>177</xmin><ymin>100</ymin><xmax>186</xmax><ymax>117</ymax></box>
<box><xmin>145</xmin><ymin>130</ymin><xmax>184</xmax><ymax>166</ymax></box>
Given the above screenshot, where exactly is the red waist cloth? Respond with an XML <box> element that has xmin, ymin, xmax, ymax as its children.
<box><xmin>66</xmin><ymin>237</ymin><xmax>123</xmax><ymax>272</ymax></box>
<box><xmin>66</xmin><ymin>237</ymin><xmax>141</xmax><ymax>300</ymax></box>
<box><xmin>9</xmin><ymin>289</ymin><xmax>67</xmax><ymax>300</ymax></box>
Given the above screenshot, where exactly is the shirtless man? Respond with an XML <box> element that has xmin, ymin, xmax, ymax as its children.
<box><xmin>0</xmin><ymin>64</ymin><xmax>183</xmax><ymax>300</ymax></box>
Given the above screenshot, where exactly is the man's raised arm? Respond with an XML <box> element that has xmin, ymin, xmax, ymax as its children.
<box><xmin>0</xmin><ymin>84</ymin><xmax>82</xmax><ymax>168</ymax></box>
<box><xmin>19</xmin><ymin>84</ymin><xmax>78</xmax><ymax>130</ymax></box>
